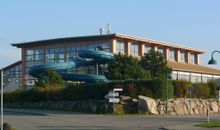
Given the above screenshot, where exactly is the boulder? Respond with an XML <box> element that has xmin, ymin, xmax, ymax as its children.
<box><xmin>210</xmin><ymin>101</ymin><xmax>218</xmax><ymax>113</ymax></box>
<box><xmin>138</xmin><ymin>95</ymin><xmax>158</xmax><ymax>115</ymax></box>
<box><xmin>174</xmin><ymin>103</ymin><xmax>185</xmax><ymax>115</ymax></box>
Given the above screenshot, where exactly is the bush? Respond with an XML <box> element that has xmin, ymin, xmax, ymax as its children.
<box><xmin>192</xmin><ymin>83</ymin><xmax>209</xmax><ymax>98</ymax></box>
<box><xmin>173</xmin><ymin>80</ymin><xmax>192</xmax><ymax>98</ymax></box>
<box><xmin>207</xmin><ymin>80</ymin><xmax>218</xmax><ymax>98</ymax></box>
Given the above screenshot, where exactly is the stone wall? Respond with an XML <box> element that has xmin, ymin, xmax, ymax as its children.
<box><xmin>5</xmin><ymin>96</ymin><xmax>220</xmax><ymax>116</ymax></box>
<box><xmin>138</xmin><ymin>95</ymin><xmax>220</xmax><ymax>116</ymax></box>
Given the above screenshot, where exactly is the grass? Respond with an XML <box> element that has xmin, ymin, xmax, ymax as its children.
<box><xmin>195</xmin><ymin>121</ymin><xmax>220</xmax><ymax>127</ymax></box>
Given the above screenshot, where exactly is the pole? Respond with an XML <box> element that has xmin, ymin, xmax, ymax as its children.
<box><xmin>1</xmin><ymin>70</ymin><xmax>3</xmax><ymax>130</ymax></box>
<box><xmin>219</xmin><ymin>90</ymin><xmax>220</xmax><ymax>101</ymax></box>
<box><xmin>189</xmin><ymin>91</ymin><xmax>191</xmax><ymax>114</ymax></box>
<box><xmin>166</xmin><ymin>74</ymin><xmax>168</xmax><ymax>115</ymax></box>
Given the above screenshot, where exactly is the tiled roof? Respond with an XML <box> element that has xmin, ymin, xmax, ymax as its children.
<box><xmin>167</xmin><ymin>61</ymin><xmax>220</xmax><ymax>75</ymax></box>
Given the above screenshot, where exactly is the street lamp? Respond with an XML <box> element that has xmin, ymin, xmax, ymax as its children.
<box><xmin>208</xmin><ymin>50</ymin><xmax>220</xmax><ymax>65</ymax></box>
<box><xmin>208</xmin><ymin>50</ymin><xmax>220</xmax><ymax>101</ymax></box>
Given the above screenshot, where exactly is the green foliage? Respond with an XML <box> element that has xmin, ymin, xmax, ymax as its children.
<box><xmin>192</xmin><ymin>83</ymin><xmax>209</xmax><ymax>98</ymax></box>
<box><xmin>140</xmin><ymin>50</ymin><xmax>172</xmax><ymax>79</ymax></box>
<box><xmin>207</xmin><ymin>80</ymin><xmax>219</xmax><ymax>98</ymax></box>
<box><xmin>195</xmin><ymin>121</ymin><xmax>220</xmax><ymax>127</ymax></box>
<box><xmin>173</xmin><ymin>80</ymin><xmax>192</xmax><ymax>98</ymax></box>
<box><xmin>105</xmin><ymin>53</ymin><xmax>150</xmax><ymax>80</ymax></box>
<box><xmin>35</xmin><ymin>68</ymin><xmax>65</xmax><ymax>88</ymax></box>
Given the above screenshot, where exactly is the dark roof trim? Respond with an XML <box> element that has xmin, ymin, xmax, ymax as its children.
<box><xmin>12</xmin><ymin>34</ymin><xmax>116</xmax><ymax>48</ymax></box>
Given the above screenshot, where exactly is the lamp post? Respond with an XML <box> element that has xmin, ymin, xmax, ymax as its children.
<box><xmin>1</xmin><ymin>70</ymin><xmax>3</xmax><ymax>130</ymax></box>
<box><xmin>208</xmin><ymin>50</ymin><xmax>220</xmax><ymax>101</ymax></box>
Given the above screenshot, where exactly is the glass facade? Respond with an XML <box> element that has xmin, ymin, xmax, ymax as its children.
<box><xmin>46</xmin><ymin>48</ymin><xmax>64</xmax><ymax>63</ymax></box>
<box><xmin>24</xmin><ymin>41</ymin><xmax>110</xmax><ymax>86</ymax></box>
<box><xmin>4</xmin><ymin>63</ymin><xmax>22</xmax><ymax>87</ymax></box>
<box><xmin>191</xmin><ymin>73</ymin><xmax>202</xmax><ymax>83</ymax></box>
<box><xmin>131</xmin><ymin>43</ymin><xmax>139</xmax><ymax>56</ymax></box>
<box><xmin>178</xmin><ymin>72</ymin><xmax>190</xmax><ymax>81</ymax></box>
<box><xmin>116</xmin><ymin>40</ymin><xmax>125</xmax><ymax>54</ymax></box>
<box><xmin>180</xmin><ymin>51</ymin><xmax>186</xmax><ymax>63</ymax></box>
<box><xmin>169</xmin><ymin>49</ymin><xmax>176</xmax><ymax>61</ymax></box>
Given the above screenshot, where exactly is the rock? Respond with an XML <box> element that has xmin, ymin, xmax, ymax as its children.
<box><xmin>138</xmin><ymin>95</ymin><xmax>158</xmax><ymax>115</ymax></box>
<box><xmin>210</xmin><ymin>101</ymin><xmax>218</xmax><ymax>113</ymax></box>
<box><xmin>174</xmin><ymin>103</ymin><xmax>185</xmax><ymax>115</ymax></box>
<box><xmin>168</xmin><ymin>111</ymin><xmax>176</xmax><ymax>116</ymax></box>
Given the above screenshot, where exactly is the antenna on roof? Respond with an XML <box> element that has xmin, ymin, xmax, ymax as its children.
<box><xmin>107</xmin><ymin>24</ymin><xmax>111</xmax><ymax>34</ymax></box>
<box><xmin>99</xmin><ymin>28</ymin><xmax>104</xmax><ymax>35</ymax></box>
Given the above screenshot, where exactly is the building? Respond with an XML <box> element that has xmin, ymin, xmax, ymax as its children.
<box><xmin>2</xmin><ymin>33</ymin><xmax>220</xmax><ymax>90</ymax></box>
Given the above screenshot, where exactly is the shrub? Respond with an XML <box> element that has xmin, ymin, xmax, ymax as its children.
<box><xmin>192</xmin><ymin>83</ymin><xmax>209</xmax><ymax>98</ymax></box>
<box><xmin>173</xmin><ymin>80</ymin><xmax>192</xmax><ymax>98</ymax></box>
<box><xmin>207</xmin><ymin>80</ymin><xmax>218</xmax><ymax>98</ymax></box>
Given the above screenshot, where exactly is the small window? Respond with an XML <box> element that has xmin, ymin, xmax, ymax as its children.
<box><xmin>116</xmin><ymin>40</ymin><xmax>125</xmax><ymax>54</ymax></box>
<box><xmin>190</xmin><ymin>53</ymin><xmax>195</xmax><ymax>64</ymax></box>
<box><xmin>169</xmin><ymin>49</ymin><xmax>176</xmax><ymax>61</ymax></box>
<box><xmin>131</xmin><ymin>43</ymin><xmax>139</xmax><ymax>56</ymax></box>
<box><xmin>180</xmin><ymin>51</ymin><xmax>187</xmax><ymax>63</ymax></box>
<box><xmin>144</xmin><ymin>45</ymin><xmax>152</xmax><ymax>54</ymax></box>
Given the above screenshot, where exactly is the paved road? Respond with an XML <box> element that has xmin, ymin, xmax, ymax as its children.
<box><xmin>4</xmin><ymin>108</ymin><xmax>220</xmax><ymax>130</ymax></box>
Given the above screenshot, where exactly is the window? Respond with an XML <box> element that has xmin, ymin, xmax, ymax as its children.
<box><xmin>144</xmin><ymin>45</ymin><xmax>152</xmax><ymax>54</ymax></box>
<box><xmin>180</xmin><ymin>51</ymin><xmax>186</xmax><ymax>63</ymax></box>
<box><xmin>116</xmin><ymin>40</ymin><xmax>125</xmax><ymax>54</ymax></box>
<box><xmin>46</xmin><ymin>48</ymin><xmax>64</xmax><ymax>63</ymax></box>
<box><xmin>191</xmin><ymin>73</ymin><xmax>202</xmax><ymax>83</ymax></box>
<box><xmin>169</xmin><ymin>49</ymin><xmax>176</xmax><ymax>61</ymax></box>
<box><xmin>131</xmin><ymin>43</ymin><xmax>139</xmax><ymax>56</ymax></box>
<box><xmin>178</xmin><ymin>72</ymin><xmax>190</xmax><ymax>81</ymax></box>
<box><xmin>157</xmin><ymin>48</ymin><xmax>164</xmax><ymax>54</ymax></box>
<box><xmin>190</xmin><ymin>53</ymin><xmax>195</xmax><ymax>64</ymax></box>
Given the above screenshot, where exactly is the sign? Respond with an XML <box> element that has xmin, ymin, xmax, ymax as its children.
<box><xmin>188</xmin><ymin>86</ymin><xmax>194</xmax><ymax>92</ymax></box>
<box><xmin>113</xmin><ymin>88</ymin><xmax>123</xmax><ymax>92</ymax></box>
<box><xmin>109</xmin><ymin>98</ymin><xmax>120</xmax><ymax>103</ymax></box>
<box><xmin>108</xmin><ymin>92</ymin><xmax>119</xmax><ymax>97</ymax></box>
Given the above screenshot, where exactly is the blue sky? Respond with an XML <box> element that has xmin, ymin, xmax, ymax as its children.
<box><xmin>1</xmin><ymin>0</ymin><xmax>220</xmax><ymax>69</ymax></box>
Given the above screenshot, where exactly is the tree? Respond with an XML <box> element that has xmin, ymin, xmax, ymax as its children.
<box><xmin>35</xmin><ymin>68</ymin><xmax>65</xmax><ymax>88</ymax></box>
<box><xmin>207</xmin><ymin>79</ymin><xmax>218</xmax><ymax>98</ymax></box>
<box><xmin>140</xmin><ymin>50</ymin><xmax>172</xmax><ymax>79</ymax></box>
<box><xmin>105</xmin><ymin>53</ymin><xmax>150</xmax><ymax>80</ymax></box>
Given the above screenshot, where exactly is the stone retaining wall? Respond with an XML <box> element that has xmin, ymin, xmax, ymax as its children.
<box><xmin>5</xmin><ymin>96</ymin><xmax>220</xmax><ymax>116</ymax></box>
<box><xmin>137</xmin><ymin>95</ymin><xmax>220</xmax><ymax>116</ymax></box>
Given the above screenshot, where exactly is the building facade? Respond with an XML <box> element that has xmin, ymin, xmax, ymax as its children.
<box><xmin>4</xmin><ymin>33</ymin><xmax>220</xmax><ymax>89</ymax></box>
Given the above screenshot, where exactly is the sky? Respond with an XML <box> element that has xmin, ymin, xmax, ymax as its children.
<box><xmin>1</xmin><ymin>0</ymin><xmax>220</xmax><ymax>69</ymax></box>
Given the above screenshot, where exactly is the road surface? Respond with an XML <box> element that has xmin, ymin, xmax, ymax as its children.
<box><xmin>4</xmin><ymin>108</ymin><xmax>220</xmax><ymax>130</ymax></box>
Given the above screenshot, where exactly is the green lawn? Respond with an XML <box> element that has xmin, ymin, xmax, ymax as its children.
<box><xmin>195</xmin><ymin>121</ymin><xmax>220</xmax><ymax>127</ymax></box>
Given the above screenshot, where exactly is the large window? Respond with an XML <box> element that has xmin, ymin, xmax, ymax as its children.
<box><xmin>180</xmin><ymin>51</ymin><xmax>186</xmax><ymax>63</ymax></box>
<box><xmin>131</xmin><ymin>43</ymin><xmax>139</xmax><ymax>56</ymax></box>
<box><xmin>178</xmin><ymin>72</ymin><xmax>190</xmax><ymax>81</ymax></box>
<box><xmin>169</xmin><ymin>49</ymin><xmax>176</xmax><ymax>61</ymax></box>
<box><xmin>191</xmin><ymin>73</ymin><xmax>202</xmax><ymax>83</ymax></box>
<box><xmin>144</xmin><ymin>45</ymin><xmax>152</xmax><ymax>54</ymax></box>
<box><xmin>116</xmin><ymin>40</ymin><xmax>125</xmax><ymax>54</ymax></box>
<box><xmin>190</xmin><ymin>53</ymin><xmax>195</xmax><ymax>64</ymax></box>
<box><xmin>88</xmin><ymin>42</ymin><xmax>110</xmax><ymax>52</ymax></box>
<box><xmin>46</xmin><ymin>48</ymin><xmax>64</xmax><ymax>63</ymax></box>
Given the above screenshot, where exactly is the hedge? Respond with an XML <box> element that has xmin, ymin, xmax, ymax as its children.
<box><xmin>4</xmin><ymin>79</ymin><xmax>174</xmax><ymax>103</ymax></box>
